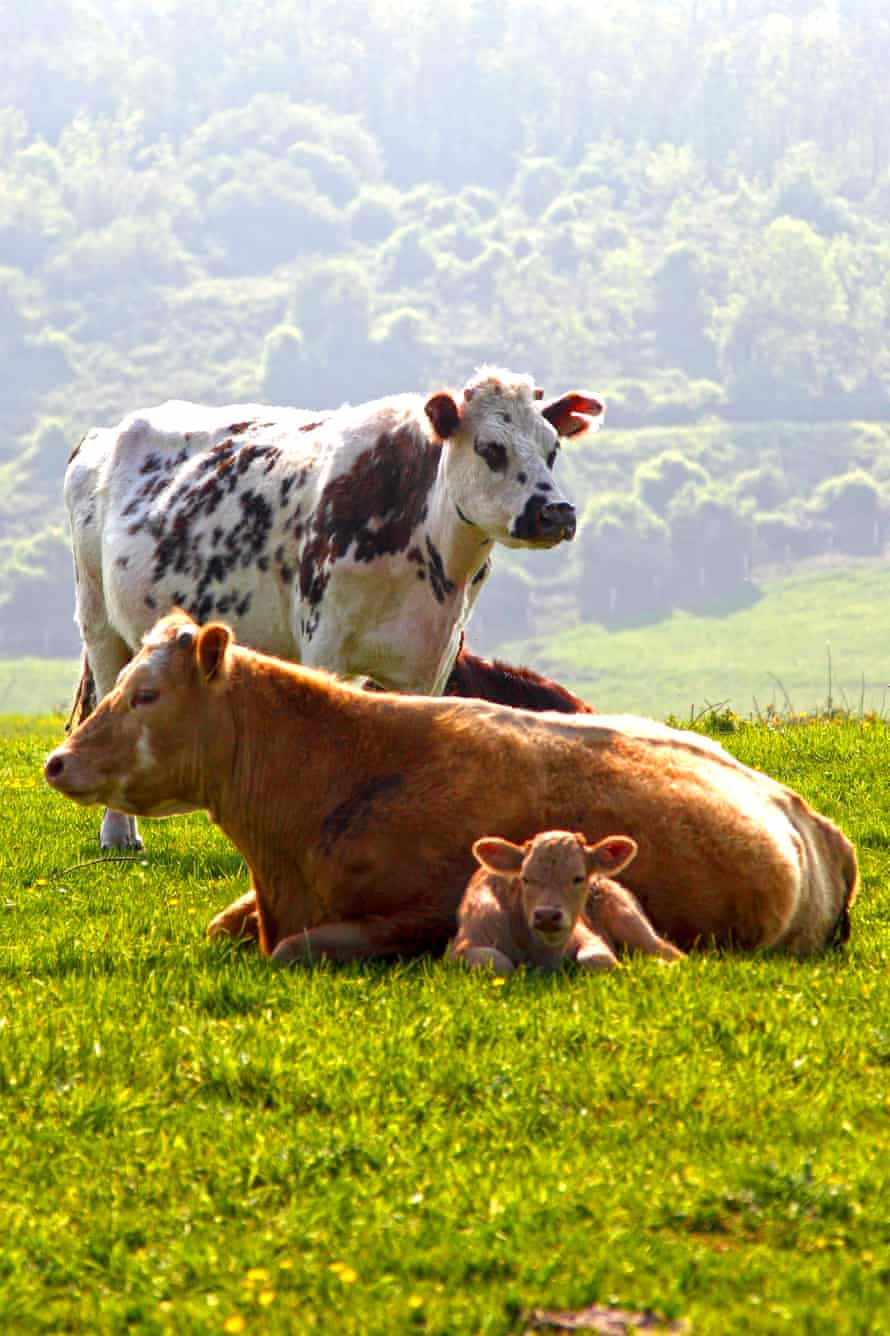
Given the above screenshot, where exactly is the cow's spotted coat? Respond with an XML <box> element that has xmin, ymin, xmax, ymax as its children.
<box><xmin>65</xmin><ymin>368</ymin><xmax>603</xmax><ymax>848</ymax></box>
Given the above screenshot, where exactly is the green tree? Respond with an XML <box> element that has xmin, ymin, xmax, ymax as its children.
<box><xmin>0</xmin><ymin>526</ymin><xmax>78</xmax><ymax>655</ymax></box>
<box><xmin>576</xmin><ymin>493</ymin><xmax>671</xmax><ymax>625</ymax></box>
<box><xmin>668</xmin><ymin>483</ymin><xmax>753</xmax><ymax>604</ymax></box>
<box><xmin>635</xmin><ymin>451</ymin><xmax>710</xmax><ymax>515</ymax></box>
<box><xmin>807</xmin><ymin>469</ymin><xmax>884</xmax><ymax>555</ymax></box>
<box><xmin>652</xmin><ymin>244</ymin><xmax>717</xmax><ymax>377</ymax></box>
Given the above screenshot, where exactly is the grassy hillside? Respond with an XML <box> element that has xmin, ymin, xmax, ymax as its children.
<box><xmin>509</xmin><ymin>563</ymin><xmax>890</xmax><ymax>720</ymax></box>
<box><xmin>1</xmin><ymin>714</ymin><xmax>889</xmax><ymax>1332</ymax></box>
<box><xmin>3</xmin><ymin>561</ymin><xmax>888</xmax><ymax>722</ymax></box>
<box><xmin>0</xmin><ymin>658</ymin><xmax>78</xmax><ymax>716</ymax></box>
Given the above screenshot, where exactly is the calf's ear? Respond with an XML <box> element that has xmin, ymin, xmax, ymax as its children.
<box><xmin>585</xmin><ymin>834</ymin><xmax>637</xmax><ymax>878</ymax></box>
<box><xmin>196</xmin><ymin>622</ymin><xmax>233</xmax><ymax>682</ymax></box>
<box><xmin>472</xmin><ymin>836</ymin><xmax>526</xmax><ymax>875</ymax></box>
<box><xmin>539</xmin><ymin>391</ymin><xmax>605</xmax><ymax>438</ymax></box>
<box><xmin>425</xmin><ymin>391</ymin><xmax>461</xmax><ymax>439</ymax></box>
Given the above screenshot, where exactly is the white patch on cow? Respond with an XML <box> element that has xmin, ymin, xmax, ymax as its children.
<box><xmin>135</xmin><ymin>732</ymin><xmax>155</xmax><ymax>773</ymax></box>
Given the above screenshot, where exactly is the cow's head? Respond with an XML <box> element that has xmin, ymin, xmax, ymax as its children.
<box><xmin>426</xmin><ymin>368</ymin><xmax>604</xmax><ymax>549</ymax></box>
<box><xmin>45</xmin><ymin>611</ymin><xmax>233</xmax><ymax>818</ymax></box>
<box><xmin>472</xmin><ymin>830</ymin><xmax>637</xmax><ymax>950</ymax></box>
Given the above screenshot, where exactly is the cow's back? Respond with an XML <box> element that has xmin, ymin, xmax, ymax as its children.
<box><xmin>374</xmin><ymin>704</ymin><xmax>854</xmax><ymax>953</ymax></box>
<box><xmin>68</xmin><ymin>401</ymin><xmax>332</xmax><ymax>658</ymax></box>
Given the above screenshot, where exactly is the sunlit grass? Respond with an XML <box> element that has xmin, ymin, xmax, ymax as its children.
<box><xmin>1</xmin><ymin>716</ymin><xmax>889</xmax><ymax>1332</ymax></box>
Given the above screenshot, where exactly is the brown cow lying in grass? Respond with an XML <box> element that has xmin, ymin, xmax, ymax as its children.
<box><xmin>448</xmin><ymin>830</ymin><xmax>686</xmax><ymax>975</ymax></box>
<box><xmin>44</xmin><ymin>611</ymin><xmax>857</xmax><ymax>963</ymax></box>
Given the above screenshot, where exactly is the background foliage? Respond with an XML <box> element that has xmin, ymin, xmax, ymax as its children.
<box><xmin>1</xmin><ymin>0</ymin><xmax>889</xmax><ymax>671</ymax></box>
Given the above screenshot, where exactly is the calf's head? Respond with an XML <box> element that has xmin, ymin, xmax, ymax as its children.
<box><xmin>426</xmin><ymin>368</ymin><xmax>603</xmax><ymax>549</ymax></box>
<box><xmin>45</xmin><ymin>612</ymin><xmax>234</xmax><ymax>818</ymax></box>
<box><xmin>472</xmin><ymin>829</ymin><xmax>638</xmax><ymax>950</ymax></box>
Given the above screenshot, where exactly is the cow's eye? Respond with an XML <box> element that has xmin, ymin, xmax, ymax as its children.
<box><xmin>573</xmin><ymin>875</ymin><xmax>586</xmax><ymax>885</ymax></box>
<box><xmin>547</xmin><ymin>449</ymin><xmax>558</xmax><ymax>470</ymax></box>
<box><xmin>475</xmin><ymin>439</ymin><xmax>507</xmax><ymax>472</ymax></box>
<box><xmin>131</xmin><ymin>688</ymin><xmax>159</xmax><ymax>708</ymax></box>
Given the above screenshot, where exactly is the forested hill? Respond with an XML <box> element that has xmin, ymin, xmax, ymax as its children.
<box><xmin>1</xmin><ymin>0</ymin><xmax>889</xmax><ymax>655</ymax></box>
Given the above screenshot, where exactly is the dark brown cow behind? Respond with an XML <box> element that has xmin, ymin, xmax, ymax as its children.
<box><xmin>365</xmin><ymin>635</ymin><xmax>593</xmax><ymax>714</ymax></box>
<box><xmin>45</xmin><ymin>612</ymin><xmax>857</xmax><ymax>964</ymax></box>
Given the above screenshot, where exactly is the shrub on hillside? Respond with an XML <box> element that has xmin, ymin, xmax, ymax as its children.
<box><xmin>0</xmin><ymin>526</ymin><xmax>77</xmax><ymax>656</ymax></box>
<box><xmin>668</xmin><ymin>482</ymin><xmax>753</xmax><ymax>604</ymax></box>
<box><xmin>576</xmin><ymin>493</ymin><xmax>671</xmax><ymax>625</ymax></box>
<box><xmin>806</xmin><ymin>469</ymin><xmax>885</xmax><ymax>555</ymax></box>
<box><xmin>634</xmin><ymin>450</ymin><xmax>710</xmax><ymax>515</ymax></box>
<box><xmin>752</xmin><ymin>509</ymin><xmax>832</xmax><ymax>566</ymax></box>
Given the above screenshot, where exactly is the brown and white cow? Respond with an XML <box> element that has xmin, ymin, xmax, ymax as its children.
<box><xmin>45</xmin><ymin>612</ymin><xmax>857</xmax><ymax>962</ymax></box>
<box><xmin>65</xmin><ymin>368</ymin><xmax>603</xmax><ymax>849</ymax></box>
<box><xmin>448</xmin><ymin>830</ymin><xmax>685</xmax><ymax>974</ymax></box>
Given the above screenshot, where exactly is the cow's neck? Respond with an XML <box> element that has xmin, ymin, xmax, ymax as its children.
<box><xmin>424</xmin><ymin>468</ymin><xmax>494</xmax><ymax>592</ymax></box>
<box><xmin>204</xmin><ymin>663</ymin><xmax>392</xmax><ymax>928</ymax></box>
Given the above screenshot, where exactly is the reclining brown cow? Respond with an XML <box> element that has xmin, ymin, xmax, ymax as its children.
<box><xmin>44</xmin><ymin>611</ymin><xmax>857</xmax><ymax>963</ymax></box>
<box><xmin>448</xmin><ymin>830</ymin><xmax>685</xmax><ymax>975</ymax></box>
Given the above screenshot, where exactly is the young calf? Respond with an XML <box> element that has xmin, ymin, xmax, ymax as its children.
<box><xmin>448</xmin><ymin>830</ymin><xmax>685</xmax><ymax>975</ymax></box>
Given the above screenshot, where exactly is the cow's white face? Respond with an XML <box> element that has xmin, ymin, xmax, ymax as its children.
<box><xmin>426</xmin><ymin>372</ymin><xmax>603</xmax><ymax>549</ymax></box>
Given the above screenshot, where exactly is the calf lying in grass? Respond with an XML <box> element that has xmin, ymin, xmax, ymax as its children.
<box><xmin>448</xmin><ymin>830</ymin><xmax>686</xmax><ymax>975</ymax></box>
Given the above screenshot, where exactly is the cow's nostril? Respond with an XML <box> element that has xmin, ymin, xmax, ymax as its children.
<box><xmin>541</xmin><ymin>502</ymin><xmax>576</xmax><ymax>532</ymax></box>
<box><xmin>45</xmin><ymin>755</ymin><xmax>65</xmax><ymax>781</ymax></box>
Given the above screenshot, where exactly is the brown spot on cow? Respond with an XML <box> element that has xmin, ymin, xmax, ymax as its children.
<box><xmin>299</xmin><ymin>423</ymin><xmax>442</xmax><ymax>608</ymax></box>
<box><xmin>321</xmin><ymin>773</ymin><xmax>404</xmax><ymax>855</ymax></box>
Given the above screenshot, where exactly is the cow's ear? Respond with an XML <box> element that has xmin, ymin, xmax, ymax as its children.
<box><xmin>425</xmin><ymin>392</ymin><xmax>461</xmax><ymax>439</ymax></box>
<box><xmin>585</xmin><ymin>835</ymin><xmax>637</xmax><ymax>878</ymax></box>
<box><xmin>539</xmin><ymin>391</ymin><xmax>605</xmax><ymax>438</ymax></box>
<box><xmin>196</xmin><ymin>622</ymin><xmax>233</xmax><ymax>682</ymax></box>
<box><xmin>472</xmin><ymin>836</ymin><xmax>526</xmax><ymax>875</ymax></box>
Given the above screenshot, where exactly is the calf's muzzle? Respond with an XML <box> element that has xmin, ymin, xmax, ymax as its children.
<box><xmin>532</xmin><ymin>906</ymin><xmax>568</xmax><ymax>933</ymax></box>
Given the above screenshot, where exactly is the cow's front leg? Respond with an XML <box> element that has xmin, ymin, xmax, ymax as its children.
<box><xmin>573</xmin><ymin>924</ymin><xmax>619</xmax><ymax>971</ymax></box>
<box><xmin>270</xmin><ymin>911</ymin><xmax>448</xmax><ymax>965</ymax></box>
<box><xmin>207</xmin><ymin>890</ymin><xmax>260</xmax><ymax>945</ymax></box>
<box><xmin>447</xmin><ymin>943</ymin><xmax>515</xmax><ymax>975</ymax></box>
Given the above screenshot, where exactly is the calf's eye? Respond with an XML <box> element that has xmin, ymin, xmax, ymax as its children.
<box><xmin>573</xmin><ymin>875</ymin><xmax>585</xmax><ymax>884</ymax></box>
<box><xmin>131</xmin><ymin>689</ymin><xmax>159</xmax><ymax>708</ymax></box>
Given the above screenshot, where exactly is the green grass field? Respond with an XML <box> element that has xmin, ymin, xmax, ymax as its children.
<box><xmin>509</xmin><ymin>563</ymin><xmax>890</xmax><ymax>721</ymax></box>
<box><xmin>1</xmin><ymin>713</ymin><xmax>889</xmax><ymax>1333</ymax></box>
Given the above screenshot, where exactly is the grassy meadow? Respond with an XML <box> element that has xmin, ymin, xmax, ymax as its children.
<box><xmin>512</xmin><ymin>563</ymin><xmax>890</xmax><ymax>721</ymax></box>
<box><xmin>1</xmin><ymin>712</ymin><xmax>889</xmax><ymax>1334</ymax></box>
<box><xmin>3</xmin><ymin>563</ymin><xmax>888</xmax><ymax>723</ymax></box>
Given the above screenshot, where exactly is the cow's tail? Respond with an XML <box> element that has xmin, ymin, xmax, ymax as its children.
<box><xmin>828</xmin><ymin>833</ymin><xmax>859</xmax><ymax>948</ymax></box>
<box><xmin>66</xmin><ymin>650</ymin><xmax>97</xmax><ymax>733</ymax></box>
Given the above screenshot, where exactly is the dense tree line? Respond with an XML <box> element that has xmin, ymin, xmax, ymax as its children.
<box><xmin>1</xmin><ymin>0</ymin><xmax>889</xmax><ymax>654</ymax></box>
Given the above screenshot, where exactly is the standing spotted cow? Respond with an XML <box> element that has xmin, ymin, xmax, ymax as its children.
<box><xmin>65</xmin><ymin>368</ymin><xmax>603</xmax><ymax>849</ymax></box>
